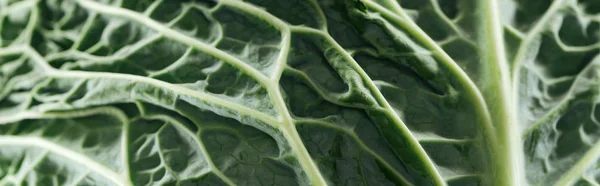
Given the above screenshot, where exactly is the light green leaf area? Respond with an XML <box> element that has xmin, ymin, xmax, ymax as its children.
<box><xmin>0</xmin><ymin>0</ymin><xmax>599</xmax><ymax>185</ymax></box>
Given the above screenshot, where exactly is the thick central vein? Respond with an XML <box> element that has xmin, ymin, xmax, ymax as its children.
<box><xmin>480</xmin><ymin>0</ymin><xmax>524</xmax><ymax>185</ymax></box>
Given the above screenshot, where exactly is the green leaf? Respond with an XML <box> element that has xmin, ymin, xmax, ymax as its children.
<box><xmin>0</xmin><ymin>0</ymin><xmax>599</xmax><ymax>185</ymax></box>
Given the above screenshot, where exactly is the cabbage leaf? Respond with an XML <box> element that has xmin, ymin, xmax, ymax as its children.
<box><xmin>0</xmin><ymin>0</ymin><xmax>599</xmax><ymax>185</ymax></box>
